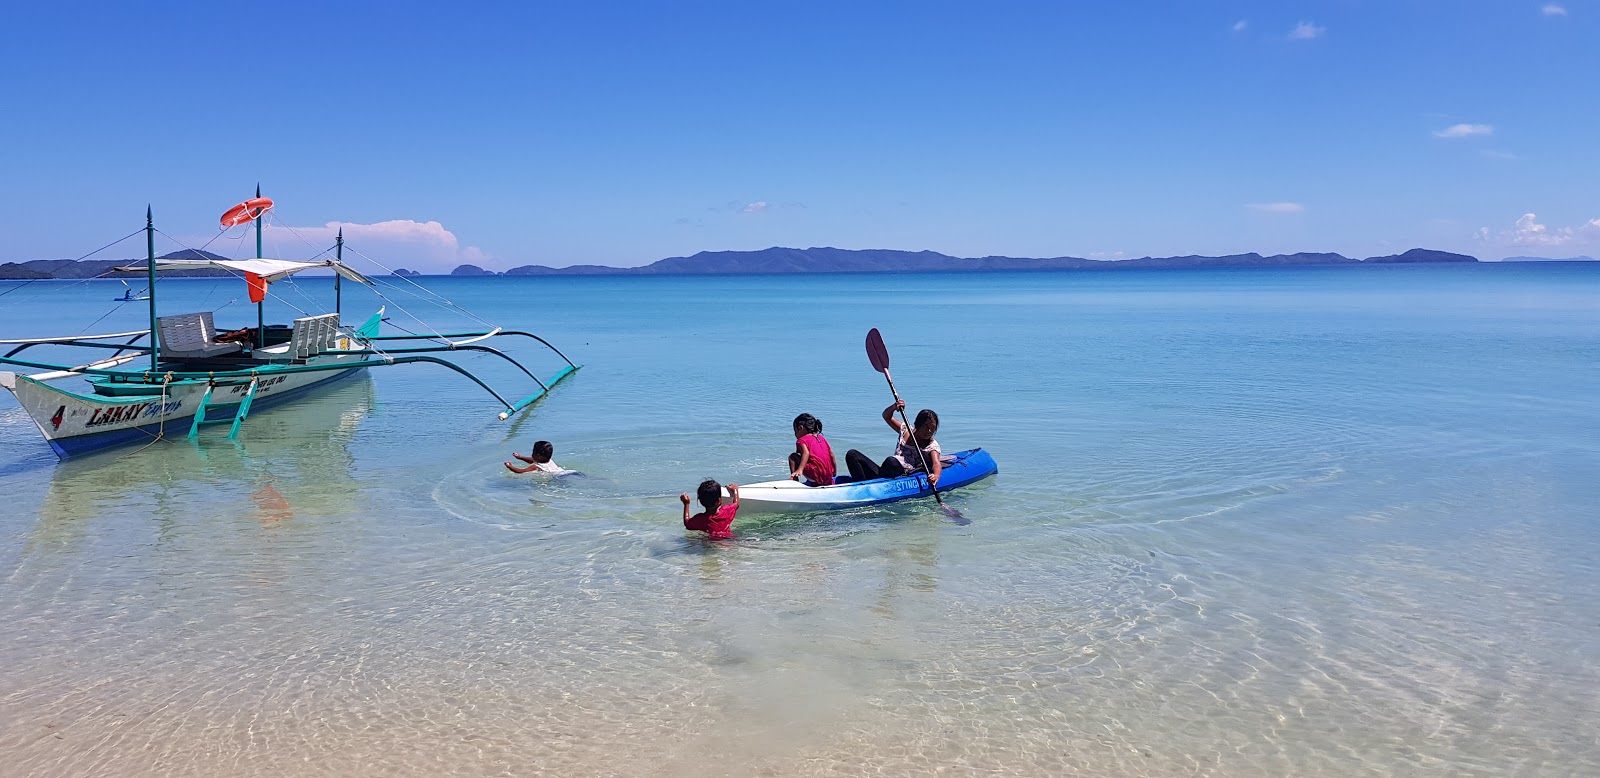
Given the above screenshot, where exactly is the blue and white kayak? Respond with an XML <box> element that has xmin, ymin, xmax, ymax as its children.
<box><xmin>732</xmin><ymin>448</ymin><xmax>997</xmax><ymax>515</ymax></box>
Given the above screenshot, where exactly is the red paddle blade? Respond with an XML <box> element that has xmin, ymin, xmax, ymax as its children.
<box><xmin>865</xmin><ymin>328</ymin><xmax>890</xmax><ymax>372</ymax></box>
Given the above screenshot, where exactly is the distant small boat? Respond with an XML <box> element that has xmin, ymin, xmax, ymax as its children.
<box><xmin>114</xmin><ymin>280</ymin><xmax>149</xmax><ymax>301</ymax></box>
<box><xmin>731</xmin><ymin>448</ymin><xmax>998</xmax><ymax>515</ymax></box>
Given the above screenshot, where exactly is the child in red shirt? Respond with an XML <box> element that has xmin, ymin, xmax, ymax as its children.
<box><xmin>787</xmin><ymin>413</ymin><xmax>837</xmax><ymax>486</ymax></box>
<box><xmin>681</xmin><ymin>479</ymin><xmax>740</xmax><ymax>539</ymax></box>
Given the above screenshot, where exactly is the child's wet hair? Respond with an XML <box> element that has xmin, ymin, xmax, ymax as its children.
<box><xmin>792</xmin><ymin>413</ymin><xmax>822</xmax><ymax>435</ymax></box>
<box><xmin>914</xmin><ymin>409</ymin><xmax>939</xmax><ymax>432</ymax></box>
<box><xmin>532</xmin><ymin>440</ymin><xmax>554</xmax><ymax>461</ymax></box>
<box><xmin>696</xmin><ymin>479</ymin><xmax>722</xmax><ymax>510</ymax></box>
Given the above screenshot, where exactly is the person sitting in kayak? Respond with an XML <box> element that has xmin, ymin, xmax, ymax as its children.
<box><xmin>844</xmin><ymin>400</ymin><xmax>942</xmax><ymax>485</ymax></box>
<box><xmin>787</xmin><ymin>412</ymin><xmax>837</xmax><ymax>486</ymax></box>
<box><xmin>505</xmin><ymin>440</ymin><xmax>568</xmax><ymax>474</ymax></box>
<box><xmin>681</xmin><ymin>479</ymin><xmax>740</xmax><ymax>539</ymax></box>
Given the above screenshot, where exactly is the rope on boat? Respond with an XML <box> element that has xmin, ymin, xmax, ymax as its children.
<box><xmin>174</xmin><ymin>212</ymin><xmax>514</xmax><ymax>352</ymax></box>
<box><xmin>157</xmin><ymin>226</ymin><xmax>450</xmax><ymax>352</ymax></box>
<box><xmin>154</xmin><ymin>229</ymin><xmax>328</xmax><ymax>324</ymax></box>
<box><xmin>0</xmin><ymin>279</ymin><xmax>39</xmax><ymax>298</ymax></box>
<box><xmin>340</xmin><ymin>243</ymin><xmax>498</xmax><ymax>328</ymax></box>
<box><xmin>2</xmin><ymin>227</ymin><xmax>148</xmax><ymax>305</ymax></box>
<box><xmin>360</xmin><ymin>285</ymin><xmax>455</xmax><ymax>347</ymax></box>
<box><xmin>117</xmin><ymin>372</ymin><xmax>175</xmax><ymax>458</ymax></box>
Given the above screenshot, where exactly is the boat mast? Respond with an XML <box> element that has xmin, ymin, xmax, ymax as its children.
<box><xmin>335</xmin><ymin>227</ymin><xmax>343</xmax><ymax>316</ymax></box>
<box><xmin>254</xmin><ymin>184</ymin><xmax>264</xmax><ymax>348</ymax></box>
<box><xmin>147</xmin><ymin>205</ymin><xmax>159</xmax><ymax>368</ymax></box>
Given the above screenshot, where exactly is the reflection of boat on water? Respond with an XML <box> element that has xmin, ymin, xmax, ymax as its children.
<box><xmin>29</xmin><ymin>378</ymin><xmax>376</xmax><ymax>539</ymax></box>
<box><xmin>1</xmin><ymin>191</ymin><xmax>579</xmax><ymax>460</ymax></box>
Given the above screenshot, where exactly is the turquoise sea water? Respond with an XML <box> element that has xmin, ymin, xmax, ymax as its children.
<box><xmin>2</xmin><ymin>264</ymin><xmax>1598</xmax><ymax>776</ymax></box>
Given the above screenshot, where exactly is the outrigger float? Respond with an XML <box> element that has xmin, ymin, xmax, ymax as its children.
<box><xmin>0</xmin><ymin>194</ymin><xmax>579</xmax><ymax>459</ymax></box>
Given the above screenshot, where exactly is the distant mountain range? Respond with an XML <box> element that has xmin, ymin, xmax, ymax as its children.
<box><xmin>0</xmin><ymin>246</ymin><xmax>1489</xmax><ymax>280</ymax></box>
<box><xmin>461</xmin><ymin>246</ymin><xmax>1479</xmax><ymax>276</ymax></box>
<box><xmin>0</xmin><ymin>249</ymin><xmax>235</xmax><ymax>279</ymax></box>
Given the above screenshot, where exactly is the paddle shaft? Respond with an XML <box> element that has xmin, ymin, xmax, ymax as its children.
<box><xmin>879</xmin><ymin>367</ymin><xmax>943</xmax><ymax>504</ymax></box>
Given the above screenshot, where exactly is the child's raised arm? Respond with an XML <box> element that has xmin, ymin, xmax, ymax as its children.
<box><xmin>679</xmin><ymin>492</ymin><xmax>692</xmax><ymax>521</ymax></box>
<box><xmin>882</xmin><ymin>399</ymin><xmax>906</xmax><ymax>433</ymax></box>
<box><xmin>727</xmin><ymin>484</ymin><xmax>740</xmax><ymax>509</ymax></box>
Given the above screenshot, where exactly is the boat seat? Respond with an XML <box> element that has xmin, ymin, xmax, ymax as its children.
<box><xmin>260</xmin><ymin>313</ymin><xmax>341</xmax><ymax>360</ymax></box>
<box><xmin>157</xmin><ymin>312</ymin><xmax>242</xmax><ymax>359</ymax></box>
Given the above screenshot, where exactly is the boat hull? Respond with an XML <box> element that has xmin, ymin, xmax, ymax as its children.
<box><xmin>1</xmin><ymin>353</ymin><xmax>369</xmax><ymax>459</ymax></box>
<box><xmin>733</xmin><ymin>448</ymin><xmax>998</xmax><ymax>515</ymax></box>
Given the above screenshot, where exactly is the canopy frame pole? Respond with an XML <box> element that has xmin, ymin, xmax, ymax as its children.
<box><xmin>146</xmin><ymin>206</ymin><xmax>159</xmax><ymax>369</ymax></box>
<box><xmin>335</xmin><ymin>228</ymin><xmax>343</xmax><ymax>317</ymax></box>
<box><xmin>254</xmin><ymin>184</ymin><xmax>265</xmax><ymax>350</ymax></box>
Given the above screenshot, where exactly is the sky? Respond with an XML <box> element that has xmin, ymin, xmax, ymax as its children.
<box><xmin>1</xmin><ymin>2</ymin><xmax>1596</xmax><ymax>272</ymax></box>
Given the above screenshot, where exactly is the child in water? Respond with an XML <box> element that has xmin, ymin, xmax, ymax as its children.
<box><xmin>681</xmin><ymin>479</ymin><xmax>740</xmax><ymax>539</ymax></box>
<box><xmin>844</xmin><ymin>400</ymin><xmax>942</xmax><ymax>485</ymax></box>
<box><xmin>505</xmin><ymin>440</ymin><xmax>566</xmax><ymax>474</ymax></box>
<box><xmin>787</xmin><ymin>412</ymin><xmax>837</xmax><ymax>486</ymax></box>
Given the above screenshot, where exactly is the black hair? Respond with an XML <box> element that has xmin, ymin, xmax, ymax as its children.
<box><xmin>792</xmin><ymin>413</ymin><xmax>822</xmax><ymax>435</ymax></box>
<box><xmin>532</xmin><ymin>440</ymin><xmax>554</xmax><ymax>462</ymax></box>
<box><xmin>914</xmin><ymin>409</ymin><xmax>939</xmax><ymax>432</ymax></box>
<box><xmin>696</xmin><ymin>479</ymin><xmax>722</xmax><ymax>510</ymax></box>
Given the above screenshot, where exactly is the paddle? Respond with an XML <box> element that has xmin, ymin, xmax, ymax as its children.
<box><xmin>866</xmin><ymin>328</ymin><xmax>964</xmax><ymax>520</ymax></box>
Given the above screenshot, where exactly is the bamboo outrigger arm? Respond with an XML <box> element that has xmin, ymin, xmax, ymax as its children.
<box><xmin>0</xmin><ymin>352</ymin><xmax>578</xmax><ymax>420</ymax></box>
<box><xmin>348</xmin><ymin>344</ymin><xmax>554</xmax><ymax>391</ymax></box>
<box><xmin>363</xmin><ymin>330</ymin><xmax>577</xmax><ymax>368</ymax></box>
<box><xmin>5</xmin><ymin>335</ymin><xmax>154</xmax><ymax>360</ymax></box>
<box><xmin>21</xmin><ymin>354</ymin><xmax>149</xmax><ymax>382</ymax></box>
<box><xmin>3</xmin><ymin>331</ymin><xmax>152</xmax><ymax>359</ymax></box>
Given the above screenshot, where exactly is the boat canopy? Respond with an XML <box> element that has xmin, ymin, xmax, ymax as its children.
<box><xmin>114</xmin><ymin>258</ymin><xmax>374</xmax><ymax>285</ymax></box>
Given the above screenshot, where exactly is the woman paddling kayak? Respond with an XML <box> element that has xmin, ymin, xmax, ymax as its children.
<box><xmin>844</xmin><ymin>399</ymin><xmax>942</xmax><ymax>485</ymax></box>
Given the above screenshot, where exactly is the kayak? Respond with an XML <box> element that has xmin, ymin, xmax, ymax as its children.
<box><xmin>731</xmin><ymin>448</ymin><xmax>997</xmax><ymax>515</ymax></box>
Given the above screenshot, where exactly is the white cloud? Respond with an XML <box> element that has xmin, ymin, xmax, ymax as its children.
<box><xmin>1542</xmin><ymin>4</ymin><xmax>1567</xmax><ymax>16</ymax></box>
<box><xmin>1246</xmin><ymin>202</ymin><xmax>1306</xmax><ymax>214</ymax></box>
<box><xmin>1476</xmin><ymin>212</ymin><xmax>1600</xmax><ymax>247</ymax></box>
<box><xmin>1232</xmin><ymin>20</ymin><xmax>1248</xmax><ymax>32</ymax></box>
<box><xmin>1434</xmin><ymin>123</ymin><xmax>1494</xmax><ymax>138</ymax></box>
<box><xmin>741</xmin><ymin>201</ymin><xmax>769</xmax><ymax>214</ymax></box>
<box><xmin>265</xmin><ymin>219</ymin><xmax>492</xmax><ymax>273</ymax></box>
<box><xmin>1288</xmin><ymin>21</ymin><xmax>1325</xmax><ymax>40</ymax></box>
<box><xmin>1479</xmin><ymin>149</ymin><xmax>1519</xmax><ymax>159</ymax></box>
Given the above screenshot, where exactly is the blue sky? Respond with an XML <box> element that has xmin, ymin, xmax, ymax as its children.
<box><xmin>2</xmin><ymin>2</ymin><xmax>1595</xmax><ymax>271</ymax></box>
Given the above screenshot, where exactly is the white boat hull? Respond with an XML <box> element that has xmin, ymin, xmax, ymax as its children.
<box><xmin>1</xmin><ymin>352</ymin><xmax>368</xmax><ymax>458</ymax></box>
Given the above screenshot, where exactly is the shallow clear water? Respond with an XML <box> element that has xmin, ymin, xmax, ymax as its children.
<box><xmin>2</xmin><ymin>264</ymin><xmax>1598</xmax><ymax>776</ymax></box>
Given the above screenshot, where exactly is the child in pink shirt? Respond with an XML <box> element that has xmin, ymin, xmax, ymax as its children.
<box><xmin>787</xmin><ymin>413</ymin><xmax>837</xmax><ymax>486</ymax></box>
<box><xmin>681</xmin><ymin>479</ymin><xmax>740</xmax><ymax>539</ymax></box>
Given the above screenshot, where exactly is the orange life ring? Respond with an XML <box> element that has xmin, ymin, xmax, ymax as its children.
<box><xmin>219</xmin><ymin>197</ymin><xmax>274</xmax><ymax>228</ymax></box>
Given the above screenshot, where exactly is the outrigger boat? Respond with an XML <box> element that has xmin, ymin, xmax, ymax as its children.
<box><xmin>0</xmin><ymin>194</ymin><xmax>579</xmax><ymax>459</ymax></box>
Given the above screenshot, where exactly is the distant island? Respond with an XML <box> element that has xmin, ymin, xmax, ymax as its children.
<box><xmin>459</xmin><ymin>246</ymin><xmax>1479</xmax><ymax>276</ymax></box>
<box><xmin>0</xmin><ymin>246</ymin><xmax>1497</xmax><ymax>280</ymax></box>
<box><xmin>2</xmin><ymin>251</ymin><xmax>444</xmax><ymax>280</ymax></box>
<box><xmin>1500</xmin><ymin>255</ymin><xmax>1597</xmax><ymax>262</ymax></box>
